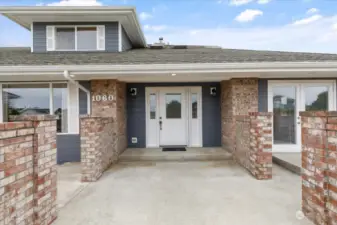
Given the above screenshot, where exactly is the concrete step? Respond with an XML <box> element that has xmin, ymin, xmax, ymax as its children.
<box><xmin>272</xmin><ymin>155</ymin><xmax>301</xmax><ymax>175</ymax></box>
<box><xmin>119</xmin><ymin>148</ymin><xmax>233</xmax><ymax>162</ymax></box>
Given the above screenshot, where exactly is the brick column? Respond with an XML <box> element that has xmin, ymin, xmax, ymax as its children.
<box><xmin>234</xmin><ymin>112</ymin><xmax>272</xmax><ymax>180</ymax></box>
<box><xmin>0</xmin><ymin>121</ymin><xmax>35</xmax><ymax>225</ymax></box>
<box><xmin>301</xmin><ymin>111</ymin><xmax>337</xmax><ymax>225</ymax></box>
<box><xmin>221</xmin><ymin>78</ymin><xmax>258</xmax><ymax>152</ymax></box>
<box><xmin>80</xmin><ymin>116</ymin><xmax>116</xmax><ymax>182</ymax></box>
<box><xmin>10</xmin><ymin>115</ymin><xmax>58</xmax><ymax>225</ymax></box>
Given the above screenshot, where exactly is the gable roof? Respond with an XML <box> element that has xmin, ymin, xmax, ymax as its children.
<box><xmin>1</xmin><ymin>47</ymin><xmax>337</xmax><ymax>66</ymax></box>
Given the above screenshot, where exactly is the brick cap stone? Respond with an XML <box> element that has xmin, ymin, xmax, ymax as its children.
<box><xmin>300</xmin><ymin>111</ymin><xmax>337</xmax><ymax>117</ymax></box>
<box><xmin>249</xmin><ymin>112</ymin><xmax>273</xmax><ymax>116</ymax></box>
<box><xmin>10</xmin><ymin>115</ymin><xmax>59</xmax><ymax>121</ymax></box>
<box><xmin>0</xmin><ymin>121</ymin><xmax>33</xmax><ymax>131</ymax></box>
<box><xmin>80</xmin><ymin>115</ymin><xmax>115</xmax><ymax>119</ymax></box>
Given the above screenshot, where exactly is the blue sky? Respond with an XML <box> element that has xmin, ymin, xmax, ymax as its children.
<box><xmin>1</xmin><ymin>0</ymin><xmax>337</xmax><ymax>53</ymax></box>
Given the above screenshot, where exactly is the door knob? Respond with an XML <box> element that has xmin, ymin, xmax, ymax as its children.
<box><xmin>159</xmin><ymin>120</ymin><xmax>163</xmax><ymax>130</ymax></box>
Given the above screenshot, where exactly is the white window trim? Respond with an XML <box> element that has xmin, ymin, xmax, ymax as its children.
<box><xmin>50</xmin><ymin>25</ymin><xmax>105</xmax><ymax>52</ymax></box>
<box><xmin>0</xmin><ymin>81</ymin><xmax>77</xmax><ymax>134</ymax></box>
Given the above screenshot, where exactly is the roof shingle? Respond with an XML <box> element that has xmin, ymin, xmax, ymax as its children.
<box><xmin>1</xmin><ymin>47</ymin><xmax>337</xmax><ymax>66</ymax></box>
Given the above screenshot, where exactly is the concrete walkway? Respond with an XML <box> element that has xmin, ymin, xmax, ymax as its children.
<box><xmin>54</xmin><ymin>161</ymin><xmax>311</xmax><ymax>225</ymax></box>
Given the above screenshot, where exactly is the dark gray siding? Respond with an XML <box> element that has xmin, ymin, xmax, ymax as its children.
<box><xmin>258</xmin><ymin>79</ymin><xmax>268</xmax><ymax>112</ymax></box>
<box><xmin>32</xmin><ymin>22</ymin><xmax>119</xmax><ymax>53</ymax></box>
<box><xmin>57</xmin><ymin>81</ymin><xmax>90</xmax><ymax>164</ymax></box>
<box><xmin>57</xmin><ymin>134</ymin><xmax>81</xmax><ymax>164</ymax></box>
<box><xmin>126</xmin><ymin>83</ymin><xmax>221</xmax><ymax>148</ymax></box>
<box><xmin>121</xmin><ymin>26</ymin><xmax>132</xmax><ymax>51</ymax></box>
<box><xmin>32</xmin><ymin>23</ymin><xmax>47</xmax><ymax>53</ymax></box>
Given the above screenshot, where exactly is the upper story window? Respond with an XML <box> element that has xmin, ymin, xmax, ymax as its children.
<box><xmin>47</xmin><ymin>25</ymin><xmax>105</xmax><ymax>51</ymax></box>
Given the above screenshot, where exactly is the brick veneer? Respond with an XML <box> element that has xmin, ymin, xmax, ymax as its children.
<box><xmin>1</xmin><ymin>115</ymin><xmax>58</xmax><ymax>225</ymax></box>
<box><xmin>235</xmin><ymin>112</ymin><xmax>273</xmax><ymax>180</ymax></box>
<box><xmin>221</xmin><ymin>78</ymin><xmax>258</xmax><ymax>152</ymax></box>
<box><xmin>80</xmin><ymin>116</ymin><xmax>117</xmax><ymax>182</ymax></box>
<box><xmin>301</xmin><ymin>111</ymin><xmax>337</xmax><ymax>225</ymax></box>
<box><xmin>91</xmin><ymin>80</ymin><xmax>127</xmax><ymax>154</ymax></box>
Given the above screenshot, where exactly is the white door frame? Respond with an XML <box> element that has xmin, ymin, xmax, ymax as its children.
<box><xmin>268</xmin><ymin>80</ymin><xmax>336</xmax><ymax>152</ymax></box>
<box><xmin>145</xmin><ymin>86</ymin><xmax>203</xmax><ymax>148</ymax></box>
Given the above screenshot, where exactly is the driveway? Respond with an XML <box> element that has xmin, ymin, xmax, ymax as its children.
<box><xmin>54</xmin><ymin>160</ymin><xmax>311</xmax><ymax>225</ymax></box>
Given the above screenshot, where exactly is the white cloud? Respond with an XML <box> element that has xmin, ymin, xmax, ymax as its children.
<box><xmin>143</xmin><ymin>25</ymin><xmax>167</xmax><ymax>32</ymax></box>
<box><xmin>292</xmin><ymin>15</ymin><xmax>322</xmax><ymax>25</ymax></box>
<box><xmin>235</xmin><ymin>9</ymin><xmax>263</xmax><ymax>22</ymax></box>
<box><xmin>144</xmin><ymin>15</ymin><xmax>337</xmax><ymax>53</ymax></box>
<box><xmin>230</xmin><ymin>0</ymin><xmax>254</xmax><ymax>6</ymax></box>
<box><xmin>139</xmin><ymin>12</ymin><xmax>153</xmax><ymax>21</ymax></box>
<box><xmin>45</xmin><ymin>0</ymin><xmax>102</xmax><ymax>6</ymax></box>
<box><xmin>257</xmin><ymin>0</ymin><xmax>271</xmax><ymax>4</ymax></box>
<box><xmin>307</xmin><ymin>8</ymin><xmax>319</xmax><ymax>14</ymax></box>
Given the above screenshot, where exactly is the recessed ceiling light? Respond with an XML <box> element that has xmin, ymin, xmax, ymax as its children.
<box><xmin>171</xmin><ymin>73</ymin><xmax>176</xmax><ymax>76</ymax></box>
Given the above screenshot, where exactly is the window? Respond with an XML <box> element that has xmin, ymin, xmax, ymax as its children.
<box><xmin>2</xmin><ymin>83</ymin><xmax>68</xmax><ymax>133</ymax></box>
<box><xmin>191</xmin><ymin>93</ymin><xmax>198</xmax><ymax>119</ymax></box>
<box><xmin>149</xmin><ymin>94</ymin><xmax>156</xmax><ymax>119</ymax></box>
<box><xmin>166</xmin><ymin>94</ymin><xmax>182</xmax><ymax>119</ymax></box>
<box><xmin>50</xmin><ymin>25</ymin><xmax>104</xmax><ymax>51</ymax></box>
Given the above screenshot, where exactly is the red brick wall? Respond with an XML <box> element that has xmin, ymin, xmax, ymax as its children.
<box><xmin>1</xmin><ymin>115</ymin><xmax>58</xmax><ymax>225</ymax></box>
<box><xmin>235</xmin><ymin>112</ymin><xmax>272</xmax><ymax>180</ymax></box>
<box><xmin>80</xmin><ymin>116</ymin><xmax>117</xmax><ymax>182</ymax></box>
<box><xmin>301</xmin><ymin>111</ymin><xmax>337</xmax><ymax>225</ymax></box>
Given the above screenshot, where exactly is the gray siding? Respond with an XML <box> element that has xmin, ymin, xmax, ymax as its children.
<box><xmin>32</xmin><ymin>22</ymin><xmax>119</xmax><ymax>53</ymax></box>
<box><xmin>126</xmin><ymin>83</ymin><xmax>221</xmax><ymax>148</ymax></box>
<box><xmin>258</xmin><ymin>79</ymin><xmax>268</xmax><ymax>112</ymax></box>
<box><xmin>121</xmin><ymin>26</ymin><xmax>132</xmax><ymax>51</ymax></box>
<box><xmin>57</xmin><ymin>134</ymin><xmax>81</xmax><ymax>164</ymax></box>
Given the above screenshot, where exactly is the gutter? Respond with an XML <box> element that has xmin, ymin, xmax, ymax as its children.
<box><xmin>63</xmin><ymin>70</ymin><xmax>91</xmax><ymax>115</ymax></box>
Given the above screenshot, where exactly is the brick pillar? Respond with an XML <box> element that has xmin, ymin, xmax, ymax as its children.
<box><xmin>80</xmin><ymin>116</ymin><xmax>116</xmax><ymax>182</ymax></box>
<box><xmin>301</xmin><ymin>111</ymin><xmax>337</xmax><ymax>225</ymax></box>
<box><xmin>221</xmin><ymin>78</ymin><xmax>258</xmax><ymax>152</ymax></box>
<box><xmin>10</xmin><ymin>115</ymin><xmax>58</xmax><ymax>225</ymax></box>
<box><xmin>249</xmin><ymin>112</ymin><xmax>272</xmax><ymax>180</ymax></box>
<box><xmin>91</xmin><ymin>80</ymin><xmax>127</xmax><ymax>154</ymax></box>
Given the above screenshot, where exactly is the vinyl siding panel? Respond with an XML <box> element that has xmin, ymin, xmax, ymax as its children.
<box><xmin>79</xmin><ymin>81</ymin><xmax>91</xmax><ymax>115</ymax></box>
<box><xmin>57</xmin><ymin>134</ymin><xmax>81</xmax><ymax>164</ymax></box>
<box><xmin>121</xmin><ymin>26</ymin><xmax>132</xmax><ymax>51</ymax></box>
<box><xmin>258</xmin><ymin>79</ymin><xmax>268</xmax><ymax>112</ymax></box>
<box><xmin>126</xmin><ymin>83</ymin><xmax>221</xmax><ymax>148</ymax></box>
<box><xmin>32</xmin><ymin>22</ymin><xmax>119</xmax><ymax>52</ymax></box>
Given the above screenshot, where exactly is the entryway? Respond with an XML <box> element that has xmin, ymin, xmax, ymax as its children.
<box><xmin>268</xmin><ymin>80</ymin><xmax>336</xmax><ymax>152</ymax></box>
<box><xmin>146</xmin><ymin>87</ymin><xmax>203</xmax><ymax>147</ymax></box>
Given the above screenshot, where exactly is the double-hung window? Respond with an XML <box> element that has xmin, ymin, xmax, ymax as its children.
<box><xmin>47</xmin><ymin>25</ymin><xmax>105</xmax><ymax>51</ymax></box>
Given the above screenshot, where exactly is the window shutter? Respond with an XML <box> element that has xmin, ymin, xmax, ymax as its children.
<box><xmin>46</xmin><ymin>26</ymin><xmax>55</xmax><ymax>51</ymax></box>
<box><xmin>97</xmin><ymin>25</ymin><xmax>105</xmax><ymax>51</ymax></box>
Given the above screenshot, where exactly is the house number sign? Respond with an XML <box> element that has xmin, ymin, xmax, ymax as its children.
<box><xmin>92</xmin><ymin>95</ymin><xmax>114</xmax><ymax>102</ymax></box>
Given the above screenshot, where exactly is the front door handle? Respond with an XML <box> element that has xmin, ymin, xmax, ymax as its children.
<box><xmin>159</xmin><ymin>120</ymin><xmax>163</xmax><ymax>130</ymax></box>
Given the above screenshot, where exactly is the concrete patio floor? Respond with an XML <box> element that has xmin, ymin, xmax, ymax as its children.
<box><xmin>54</xmin><ymin>160</ymin><xmax>311</xmax><ymax>225</ymax></box>
<box><xmin>273</xmin><ymin>153</ymin><xmax>301</xmax><ymax>175</ymax></box>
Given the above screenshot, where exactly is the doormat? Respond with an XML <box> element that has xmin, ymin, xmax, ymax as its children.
<box><xmin>162</xmin><ymin>147</ymin><xmax>186</xmax><ymax>152</ymax></box>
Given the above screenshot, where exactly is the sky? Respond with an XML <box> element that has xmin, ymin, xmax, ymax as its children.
<box><xmin>0</xmin><ymin>0</ymin><xmax>337</xmax><ymax>53</ymax></box>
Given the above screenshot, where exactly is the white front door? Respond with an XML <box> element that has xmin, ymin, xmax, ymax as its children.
<box><xmin>268</xmin><ymin>80</ymin><xmax>336</xmax><ymax>152</ymax></box>
<box><xmin>145</xmin><ymin>87</ymin><xmax>203</xmax><ymax>147</ymax></box>
<box><xmin>159</xmin><ymin>88</ymin><xmax>187</xmax><ymax>146</ymax></box>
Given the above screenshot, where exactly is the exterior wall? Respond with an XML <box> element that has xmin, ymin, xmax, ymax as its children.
<box><xmin>221</xmin><ymin>78</ymin><xmax>258</xmax><ymax>151</ymax></box>
<box><xmin>32</xmin><ymin>22</ymin><xmax>119</xmax><ymax>53</ymax></box>
<box><xmin>121</xmin><ymin>26</ymin><xmax>132</xmax><ymax>51</ymax></box>
<box><xmin>126</xmin><ymin>82</ymin><xmax>221</xmax><ymax>148</ymax></box>
<box><xmin>235</xmin><ymin>112</ymin><xmax>273</xmax><ymax>180</ymax></box>
<box><xmin>3</xmin><ymin>115</ymin><xmax>58</xmax><ymax>225</ymax></box>
<box><xmin>301</xmin><ymin>111</ymin><xmax>337</xmax><ymax>225</ymax></box>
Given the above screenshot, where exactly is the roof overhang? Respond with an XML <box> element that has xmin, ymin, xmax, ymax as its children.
<box><xmin>0</xmin><ymin>6</ymin><xmax>147</xmax><ymax>48</ymax></box>
<box><xmin>1</xmin><ymin>62</ymin><xmax>337</xmax><ymax>82</ymax></box>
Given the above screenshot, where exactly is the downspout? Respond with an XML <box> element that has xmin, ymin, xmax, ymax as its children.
<box><xmin>63</xmin><ymin>70</ymin><xmax>91</xmax><ymax>115</ymax></box>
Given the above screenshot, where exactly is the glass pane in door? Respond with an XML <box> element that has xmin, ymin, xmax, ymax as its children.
<box><xmin>166</xmin><ymin>94</ymin><xmax>181</xmax><ymax>119</ymax></box>
<box><xmin>273</xmin><ymin>86</ymin><xmax>296</xmax><ymax>144</ymax></box>
<box><xmin>304</xmin><ymin>86</ymin><xmax>329</xmax><ymax>111</ymax></box>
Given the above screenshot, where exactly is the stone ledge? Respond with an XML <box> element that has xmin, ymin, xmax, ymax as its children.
<box><xmin>0</xmin><ymin>121</ymin><xmax>33</xmax><ymax>131</ymax></box>
<box><xmin>249</xmin><ymin>112</ymin><xmax>273</xmax><ymax>116</ymax></box>
<box><xmin>10</xmin><ymin>115</ymin><xmax>59</xmax><ymax>121</ymax></box>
